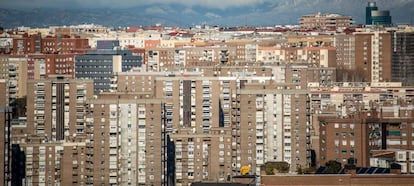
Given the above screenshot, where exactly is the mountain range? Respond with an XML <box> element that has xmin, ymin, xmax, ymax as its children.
<box><xmin>0</xmin><ymin>0</ymin><xmax>413</xmax><ymax>28</ymax></box>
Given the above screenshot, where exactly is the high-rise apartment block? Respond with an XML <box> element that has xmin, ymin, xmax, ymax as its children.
<box><xmin>309</xmin><ymin>82</ymin><xmax>414</xmax><ymax>171</ymax></box>
<box><xmin>108</xmin><ymin>62</ymin><xmax>335</xmax><ymax>185</ymax></box>
<box><xmin>84</xmin><ymin>94</ymin><xmax>166</xmax><ymax>185</ymax></box>
<box><xmin>3</xmin><ymin>22</ymin><xmax>414</xmax><ymax>186</ymax></box>
<box><xmin>0</xmin><ymin>80</ymin><xmax>10</xmax><ymax>186</ymax></box>
<box><xmin>391</xmin><ymin>31</ymin><xmax>414</xmax><ymax>86</ymax></box>
<box><xmin>26</xmin><ymin>75</ymin><xmax>94</xmax><ymax>140</ymax></box>
<box><xmin>354</xmin><ymin>30</ymin><xmax>392</xmax><ymax>82</ymax></box>
<box><xmin>17</xmin><ymin>76</ymin><xmax>94</xmax><ymax>185</ymax></box>
<box><xmin>0</xmin><ymin>56</ymin><xmax>28</xmax><ymax>103</ymax></box>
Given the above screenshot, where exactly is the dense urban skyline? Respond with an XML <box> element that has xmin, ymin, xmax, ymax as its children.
<box><xmin>0</xmin><ymin>0</ymin><xmax>413</xmax><ymax>27</ymax></box>
<box><xmin>1</xmin><ymin>1</ymin><xmax>414</xmax><ymax>186</ymax></box>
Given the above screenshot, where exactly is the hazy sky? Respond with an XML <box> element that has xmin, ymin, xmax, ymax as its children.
<box><xmin>1</xmin><ymin>0</ymin><xmax>412</xmax><ymax>10</ymax></box>
<box><xmin>1</xmin><ymin>0</ymin><xmax>413</xmax><ymax>25</ymax></box>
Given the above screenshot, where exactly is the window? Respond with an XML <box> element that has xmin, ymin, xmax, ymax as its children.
<box><xmin>284</xmin><ymin>143</ymin><xmax>291</xmax><ymax>147</ymax></box>
<box><xmin>397</xmin><ymin>152</ymin><xmax>405</xmax><ymax>161</ymax></box>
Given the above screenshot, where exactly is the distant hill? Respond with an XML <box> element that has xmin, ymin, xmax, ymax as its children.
<box><xmin>0</xmin><ymin>1</ymin><xmax>412</xmax><ymax>28</ymax></box>
<box><xmin>0</xmin><ymin>8</ymin><xmax>187</xmax><ymax>28</ymax></box>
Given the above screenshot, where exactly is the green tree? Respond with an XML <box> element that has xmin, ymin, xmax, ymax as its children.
<box><xmin>265</xmin><ymin>163</ymin><xmax>275</xmax><ymax>175</ymax></box>
<box><xmin>325</xmin><ymin>160</ymin><xmax>342</xmax><ymax>173</ymax></box>
<box><xmin>303</xmin><ymin>166</ymin><xmax>316</xmax><ymax>174</ymax></box>
<box><xmin>297</xmin><ymin>167</ymin><xmax>303</xmax><ymax>174</ymax></box>
<box><xmin>274</xmin><ymin>162</ymin><xmax>289</xmax><ymax>173</ymax></box>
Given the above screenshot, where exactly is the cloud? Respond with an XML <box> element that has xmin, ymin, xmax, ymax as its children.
<box><xmin>2</xmin><ymin>0</ymin><xmax>413</xmax><ymax>12</ymax></box>
<box><xmin>183</xmin><ymin>8</ymin><xmax>198</xmax><ymax>15</ymax></box>
<box><xmin>1</xmin><ymin>0</ymin><xmax>269</xmax><ymax>9</ymax></box>
<box><xmin>205</xmin><ymin>12</ymin><xmax>221</xmax><ymax>19</ymax></box>
<box><xmin>144</xmin><ymin>6</ymin><xmax>168</xmax><ymax>14</ymax></box>
<box><xmin>0</xmin><ymin>0</ymin><xmax>412</xmax><ymax>26</ymax></box>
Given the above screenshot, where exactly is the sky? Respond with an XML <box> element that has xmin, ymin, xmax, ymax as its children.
<box><xmin>1</xmin><ymin>0</ymin><xmax>413</xmax><ymax>26</ymax></box>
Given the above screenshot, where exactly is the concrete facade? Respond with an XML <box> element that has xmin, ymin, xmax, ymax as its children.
<box><xmin>354</xmin><ymin>31</ymin><xmax>392</xmax><ymax>82</ymax></box>
<box><xmin>21</xmin><ymin>76</ymin><xmax>93</xmax><ymax>185</ymax></box>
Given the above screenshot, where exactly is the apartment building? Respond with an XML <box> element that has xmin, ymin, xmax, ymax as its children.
<box><xmin>27</xmin><ymin>54</ymin><xmax>77</xmax><ymax>79</ymax></box>
<box><xmin>226</xmin><ymin>40</ymin><xmax>257</xmax><ymax>63</ymax></box>
<box><xmin>286</xmin><ymin>37</ymin><xmax>333</xmax><ymax>48</ymax></box>
<box><xmin>0</xmin><ymin>80</ymin><xmax>10</xmax><ymax>186</ymax></box>
<box><xmin>354</xmin><ymin>31</ymin><xmax>392</xmax><ymax>82</ymax></box>
<box><xmin>190</xmin><ymin>45</ymin><xmax>233</xmax><ymax>66</ymax></box>
<box><xmin>12</xmin><ymin>33</ymin><xmax>42</xmax><ymax>54</ymax></box>
<box><xmin>41</xmin><ymin>35</ymin><xmax>89</xmax><ymax>54</ymax></box>
<box><xmin>75</xmin><ymin>40</ymin><xmax>142</xmax><ymax>93</ymax></box>
<box><xmin>0</xmin><ymin>37</ymin><xmax>13</xmax><ymax>54</ymax></box>
<box><xmin>300</xmin><ymin>12</ymin><xmax>353</xmax><ymax>30</ymax></box>
<box><xmin>146</xmin><ymin>48</ymin><xmax>176</xmax><ymax>72</ymax></box>
<box><xmin>333</xmin><ymin>33</ymin><xmax>360</xmax><ymax>82</ymax></box>
<box><xmin>85</xmin><ymin>31</ymin><xmax>162</xmax><ymax>49</ymax></box>
<box><xmin>310</xmin><ymin>82</ymin><xmax>414</xmax><ymax>168</ymax></box>
<box><xmin>240</xmin><ymin>82</ymin><xmax>311</xmax><ymax>173</ymax></box>
<box><xmin>391</xmin><ymin>31</ymin><xmax>414</xmax><ymax>86</ymax></box>
<box><xmin>12</xmin><ymin>32</ymin><xmax>89</xmax><ymax>55</ymax></box>
<box><xmin>110</xmin><ymin>62</ymin><xmax>333</xmax><ymax>184</ymax></box>
<box><xmin>20</xmin><ymin>137</ymin><xmax>87</xmax><ymax>185</ymax></box>
<box><xmin>318</xmin><ymin>112</ymin><xmax>371</xmax><ymax>167</ymax></box>
<box><xmin>256</xmin><ymin>45</ymin><xmax>336</xmax><ymax>67</ymax></box>
<box><xmin>84</xmin><ymin>93</ymin><xmax>167</xmax><ymax>185</ymax></box>
<box><xmin>15</xmin><ymin>75</ymin><xmax>94</xmax><ymax>185</ymax></box>
<box><xmin>0</xmin><ymin>56</ymin><xmax>28</xmax><ymax>103</ymax></box>
<box><xmin>1</xmin><ymin>53</ymin><xmax>77</xmax><ymax>81</ymax></box>
<box><xmin>284</xmin><ymin>65</ymin><xmax>337</xmax><ymax>88</ymax></box>
<box><xmin>145</xmin><ymin>39</ymin><xmax>161</xmax><ymax>48</ymax></box>
<box><xmin>155</xmin><ymin>72</ymin><xmax>238</xmax><ymax>185</ymax></box>
<box><xmin>26</xmin><ymin>75</ymin><xmax>94</xmax><ymax>141</ymax></box>
<box><xmin>53</xmin><ymin>24</ymin><xmax>109</xmax><ymax>36</ymax></box>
